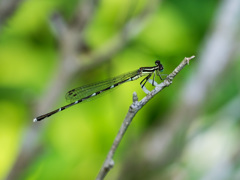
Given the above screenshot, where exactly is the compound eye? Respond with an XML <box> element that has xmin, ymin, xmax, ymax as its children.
<box><xmin>155</xmin><ymin>60</ymin><xmax>160</xmax><ymax>65</ymax></box>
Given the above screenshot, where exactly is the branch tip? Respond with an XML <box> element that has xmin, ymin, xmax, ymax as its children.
<box><xmin>185</xmin><ymin>55</ymin><xmax>195</xmax><ymax>65</ymax></box>
<box><xmin>96</xmin><ymin>56</ymin><xmax>192</xmax><ymax>179</ymax></box>
<box><xmin>132</xmin><ymin>92</ymin><xmax>138</xmax><ymax>102</ymax></box>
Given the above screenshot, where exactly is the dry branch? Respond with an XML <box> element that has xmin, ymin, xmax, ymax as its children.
<box><xmin>96</xmin><ymin>56</ymin><xmax>195</xmax><ymax>180</ymax></box>
<box><xmin>118</xmin><ymin>0</ymin><xmax>240</xmax><ymax>179</ymax></box>
<box><xmin>0</xmin><ymin>0</ymin><xmax>23</xmax><ymax>29</ymax></box>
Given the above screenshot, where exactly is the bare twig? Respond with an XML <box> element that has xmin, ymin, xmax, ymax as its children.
<box><xmin>70</xmin><ymin>0</ymin><xmax>99</xmax><ymax>31</ymax></box>
<box><xmin>119</xmin><ymin>0</ymin><xmax>240</xmax><ymax>179</ymax></box>
<box><xmin>6</xmin><ymin>1</ymin><xmax>99</xmax><ymax>179</ymax></box>
<box><xmin>0</xmin><ymin>0</ymin><xmax>23</xmax><ymax>29</ymax></box>
<box><xmin>96</xmin><ymin>56</ymin><xmax>195</xmax><ymax>180</ymax></box>
<box><xmin>74</xmin><ymin>0</ymin><xmax>161</xmax><ymax>75</ymax></box>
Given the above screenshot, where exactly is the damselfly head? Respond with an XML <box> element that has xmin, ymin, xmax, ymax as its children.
<box><xmin>155</xmin><ymin>60</ymin><xmax>164</xmax><ymax>72</ymax></box>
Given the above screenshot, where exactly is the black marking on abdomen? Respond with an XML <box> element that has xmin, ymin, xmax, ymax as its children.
<box><xmin>35</xmin><ymin>74</ymin><xmax>143</xmax><ymax>122</ymax></box>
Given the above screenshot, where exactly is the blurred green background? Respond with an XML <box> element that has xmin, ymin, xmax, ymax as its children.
<box><xmin>1</xmin><ymin>0</ymin><xmax>240</xmax><ymax>179</ymax></box>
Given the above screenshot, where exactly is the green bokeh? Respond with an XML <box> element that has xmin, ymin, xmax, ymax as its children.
<box><xmin>1</xmin><ymin>0</ymin><xmax>235</xmax><ymax>179</ymax></box>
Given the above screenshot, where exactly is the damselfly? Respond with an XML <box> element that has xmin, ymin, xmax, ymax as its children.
<box><xmin>33</xmin><ymin>60</ymin><xmax>165</xmax><ymax>122</ymax></box>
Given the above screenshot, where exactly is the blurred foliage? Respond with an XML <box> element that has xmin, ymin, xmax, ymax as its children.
<box><xmin>1</xmin><ymin>0</ymin><xmax>238</xmax><ymax>179</ymax></box>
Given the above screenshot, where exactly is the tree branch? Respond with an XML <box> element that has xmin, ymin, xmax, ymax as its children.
<box><xmin>96</xmin><ymin>56</ymin><xmax>195</xmax><ymax>180</ymax></box>
<box><xmin>0</xmin><ymin>0</ymin><xmax>23</xmax><ymax>29</ymax></box>
<box><xmin>6</xmin><ymin>1</ymin><xmax>99</xmax><ymax>179</ymax></box>
<box><xmin>119</xmin><ymin>0</ymin><xmax>240</xmax><ymax>178</ymax></box>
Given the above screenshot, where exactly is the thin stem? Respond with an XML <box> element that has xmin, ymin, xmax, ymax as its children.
<box><xmin>96</xmin><ymin>56</ymin><xmax>195</xmax><ymax>180</ymax></box>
